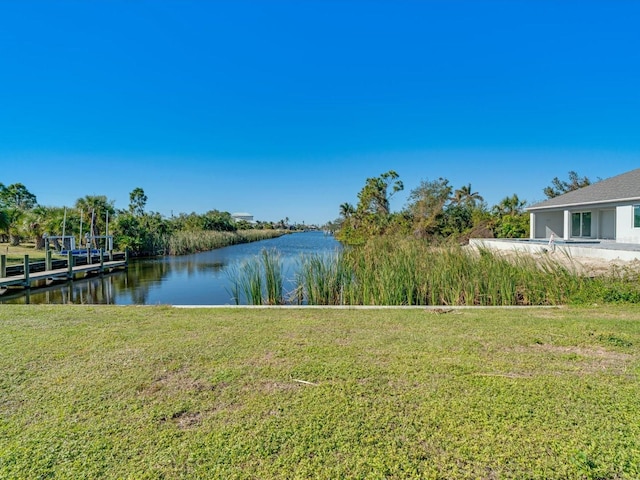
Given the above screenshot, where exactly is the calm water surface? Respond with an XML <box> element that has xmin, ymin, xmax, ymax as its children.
<box><xmin>2</xmin><ymin>231</ymin><xmax>341</xmax><ymax>305</ymax></box>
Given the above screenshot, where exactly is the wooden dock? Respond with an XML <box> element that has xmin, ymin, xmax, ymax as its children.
<box><xmin>0</xmin><ymin>251</ymin><xmax>128</xmax><ymax>293</ymax></box>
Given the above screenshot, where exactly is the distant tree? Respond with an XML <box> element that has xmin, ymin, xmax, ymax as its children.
<box><xmin>0</xmin><ymin>183</ymin><xmax>38</xmax><ymax>245</ymax></box>
<box><xmin>5</xmin><ymin>208</ymin><xmax>24</xmax><ymax>246</ymax></box>
<box><xmin>356</xmin><ymin>170</ymin><xmax>403</xmax><ymax>216</ymax></box>
<box><xmin>441</xmin><ymin>203</ymin><xmax>473</xmax><ymax>237</ymax></box>
<box><xmin>543</xmin><ymin>171</ymin><xmax>591</xmax><ymax>199</ymax></box>
<box><xmin>406</xmin><ymin>177</ymin><xmax>452</xmax><ymax>238</ymax></box>
<box><xmin>74</xmin><ymin>195</ymin><xmax>116</xmax><ymax>246</ymax></box>
<box><xmin>452</xmin><ymin>183</ymin><xmax>484</xmax><ymax>208</ymax></box>
<box><xmin>0</xmin><ymin>183</ymin><xmax>37</xmax><ymax>210</ymax></box>
<box><xmin>492</xmin><ymin>194</ymin><xmax>527</xmax><ymax>217</ymax></box>
<box><xmin>0</xmin><ymin>208</ymin><xmax>9</xmax><ymax>242</ymax></box>
<box><xmin>491</xmin><ymin>194</ymin><xmax>529</xmax><ymax>239</ymax></box>
<box><xmin>24</xmin><ymin>205</ymin><xmax>50</xmax><ymax>249</ymax></box>
<box><xmin>202</xmin><ymin>210</ymin><xmax>235</xmax><ymax>231</ymax></box>
<box><xmin>494</xmin><ymin>214</ymin><xmax>529</xmax><ymax>238</ymax></box>
<box><xmin>336</xmin><ymin>171</ymin><xmax>405</xmax><ymax>245</ymax></box>
<box><xmin>114</xmin><ymin>211</ymin><xmax>170</xmax><ymax>256</ymax></box>
<box><xmin>128</xmin><ymin>187</ymin><xmax>148</xmax><ymax>217</ymax></box>
<box><xmin>339</xmin><ymin>203</ymin><xmax>355</xmax><ymax>219</ymax></box>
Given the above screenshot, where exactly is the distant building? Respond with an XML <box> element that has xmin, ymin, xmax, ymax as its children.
<box><xmin>231</xmin><ymin>212</ymin><xmax>254</xmax><ymax>222</ymax></box>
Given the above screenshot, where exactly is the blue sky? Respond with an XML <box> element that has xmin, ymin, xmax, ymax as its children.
<box><xmin>1</xmin><ymin>0</ymin><xmax>639</xmax><ymax>225</ymax></box>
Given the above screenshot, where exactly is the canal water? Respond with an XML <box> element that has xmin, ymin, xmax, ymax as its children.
<box><xmin>1</xmin><ymin>231</ymin><xmax>342</xmax><ymax>305</ymax></box>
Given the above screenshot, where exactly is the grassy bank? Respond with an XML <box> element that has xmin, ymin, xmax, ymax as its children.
<box><xmin>0</xmin><ymin>242</ymin><xmax>47</xmax><ymax>264</ymax></box>
<box><xmin>2</xmin><ymin>305</ymin><xmax>639</xmax><ymax>479</ymax></box>
<box><xmin>167</xmin><ymin>229</ymin><xmax>288</xmax><ymax>256</ymax></box>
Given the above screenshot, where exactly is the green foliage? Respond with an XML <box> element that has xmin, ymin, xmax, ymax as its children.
<box><xmin>571</xmin><ymin>279</ymin><xmax>640</xmax><ymax>305</ymax></box>
<box><xmin>493</xmin><ymin>213</ymin><xmax>530</xmax><ymax>238</ymax></box>
<box><xmin>0</xmin><ymin>208</ymin><xmax>8</xmax><ymax>235</ymax></box>
<box><xmin>406</xmin><ymin>177</ymin><xmax>452</xmax><ymax>239</ymax></box>
<box><xmin>356</xmin><ymin>170</ymin><xmax>403</xmax><ymax>216</ymax></box>
<box><xmin>337</xmin><ymin>171</ymin><xmax>404</xmax><ymax>245</ymax></box>
<box><xmin>74</xmin><ymin>195</ymin><xmax>116</xmax><ymax>246</ymax></box>
<box><xmin>114</xmin><ymin>211</ymin><xmax>171</xmax><ymax>256</ymax></box>
<box><xmin>0</xmin><ymin>181</ymin><xmax>294</xmax><ymax>256</ymax></box>
<box><xmin>493</xmin><ymin>193</ymin><xmax>527</xmax><ymax>216</ymax></box>
<box><xmin>338</xmin><ymin>172</ymin><xmax>497</xmax><ymax>245</ymax></box>
<box><xmin>0</xmin><ymin>182</ymin><xmax>37</xmax><ymax>210</ymax></box>
<box><xmin>128</xmin><ymin>187</ymin><xmax>148</xmax><ymax>216</ymax></box>
<box><xmin>169</xmin><ymin>210</ymin><xmax>236</xmax><ymax>233</ymax></box>
<box><xmin>441</xmin><ymin>203</ymin><xmax>473</xmax><ymax>237</ymax></box>
<box><xmin>490</xmin><ymin>194</ymin><xmax>529</xmax><ymax>239</ymax></box>
<box><xmin>543</xmin><ymin>170</ymin><xmax>591</xmax><ymax>199</ymax></box>
<box><xmin>0</xmin><ymin>183</ymin><xmax>38</xmax><ymax>245</ymax></box>
<box><xmin>452</xmin><ymin>182</ymin><xmax>484</xmax><ymax>208</ymax></box>
<box><xmin>167</xmin><ymin>230</ymin><xmax>286</xmax><ymax>256</ymax></box>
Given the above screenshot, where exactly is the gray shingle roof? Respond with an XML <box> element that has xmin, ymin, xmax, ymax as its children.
<box><xmin>528</xmin><ymin>168</ymin><xmax>640</xmax><ymax>211</ymax></box>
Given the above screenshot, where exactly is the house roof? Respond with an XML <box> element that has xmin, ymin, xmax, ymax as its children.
<box><xmin>528</xmin><ymin>168</ymin><xmax>640</xmax><ymax>211</ymax></box>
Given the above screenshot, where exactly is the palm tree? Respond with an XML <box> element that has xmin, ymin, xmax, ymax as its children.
<box><xmin>493</xmin><ymin>194</ymin><xmax>527</xmax><ymax>217</ymax></box>
<box><xmin>25</xmin><ymin>206</ymin><xmax>69</xmax><ymax>249</ymax></box>
<box><xmin>339</xmin><ymin>203</ymin><xmax>356</xmax><ymax>218</ymax></box>
<box><xmin>5</xmin><ymin>208</ymin><xmax>25</xmax><ymax>246</ymax></box>
<box><xmin>452</xmin><ymin>184</ymin><xmax>484</xmax><ymax>208</ymax></box>
<box><xmin>75</xmin><ymin>195</ymin><xmax>116</xmax><ymax>248</ymax></box>
<box><xmin>0</xmin><ymin>208</ymin><xmax>9</xmax><ymax>242</ymax></box>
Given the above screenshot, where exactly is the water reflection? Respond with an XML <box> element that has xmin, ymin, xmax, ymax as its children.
<box><xmin>3</xmin><ymin>273</ymin><xmax>120</xmax><ymax>305</ymax></box>
<box><xmin>1</xmin><ymin>231</ymin><xmax>340</xmax><ymax>305</ymax></box>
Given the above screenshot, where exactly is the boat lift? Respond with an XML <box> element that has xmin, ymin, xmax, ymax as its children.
<box><xmin>44</xmin><ymin>208</ymin><xmax>113</xmax><ymax>257</ymax></box>
<box><xmin>44</xmin><ymin>234</ymin><xmax>113</xmax><ymax>257</ymax></box>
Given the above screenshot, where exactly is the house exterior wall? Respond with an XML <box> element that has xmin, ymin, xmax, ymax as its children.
<box><xmin>532</xmin><ymin>211</ymin><xmax>564</xmax><ymax>239</ymax></box>
<box><xmin>616</xmin><ymin>205</ymin><xmax>640</xmax><ymax>243</ymax></box>
<box><xmin>530</xmin><ymin>199</ymin><xmax>640</xmax><ymax>244</ymax></box>
<box><xmin>599</xmin><ymin>209</ymin><xmax>616</xmax><ymax>239</ymax></box>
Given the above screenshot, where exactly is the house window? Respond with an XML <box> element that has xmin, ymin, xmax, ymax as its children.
<box><xmin>634</xmin><ymin>206</ymin><xmax>640</xmax><ymax>228</ymax></box>
<box><xmin>571</xmin><ymin>212</ymin><xmax>592</xmax><ymax>237</ymax></box>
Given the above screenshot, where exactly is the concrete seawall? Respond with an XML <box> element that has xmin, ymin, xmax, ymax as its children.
<box><xmin>469</xmin><ymin>238</ymin><xmax>640</xmax><ymax>262</ymax></box>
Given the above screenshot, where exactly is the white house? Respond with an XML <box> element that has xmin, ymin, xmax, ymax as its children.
<box><xmin>231</xmin><ymin>212</ymin><xmax>254</xmax><ymax>223</ymax></box>
<box><xmin>527</xmin><ymin>168</ymin><xmax>640</xmax><ymax>243</ymax></box>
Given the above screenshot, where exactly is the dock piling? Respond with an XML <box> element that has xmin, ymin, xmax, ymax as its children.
<box><xmin>67</xmin><ymin>251</ymin><xmax>74</xmax><ymax>278</ymax></box>
<box><xmin>23</xmin><ymin>255</ymin><xmax>29</xmax><ymax>286</ymax></box>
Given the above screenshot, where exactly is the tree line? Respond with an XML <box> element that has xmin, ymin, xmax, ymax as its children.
<box><xmin>0</xmin><ymin>184</ymin><xmax>291</xmax><ymax>256</ymax></box>
<box><xmin>0</xmin><ymin>170</ymin><xmax>591</xmax><ymax>254</ymax></box>
<box><xmin>333</xmin><ymin>170</ymin><xmax>591</xmax><ymax>246</ymax></box>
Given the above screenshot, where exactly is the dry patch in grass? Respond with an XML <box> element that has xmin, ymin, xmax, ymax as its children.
<box><xmin>140</xmin><ymin>368</ymin><xmax>217</xmax><ymax>397</ymax></box>
<box><xmin>532</xmin><ymin>343</ymin><xmax>634</xmax><ymax>375</ymax></box>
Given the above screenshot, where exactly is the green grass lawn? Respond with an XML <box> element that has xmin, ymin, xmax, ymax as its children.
<box><xmin>1</xmin><ymin>305</ymin><xmax>639</xmax><ymax>479</ymax></box>
<box><xmin>0</xmin><ymin>243</ymin><xmax>47</xmax><ymax>264</ymax></box>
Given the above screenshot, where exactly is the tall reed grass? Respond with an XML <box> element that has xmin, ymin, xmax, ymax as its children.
<box><xmin>227</xmin><ymin>236</ymin><xmax>640</xmax><ymax>306</ymax></box>
<box><xmin>228</xmin><ymin>248</ymin><xmax>284</xmax><ymax>305</ymax></box>
<box><xmin>167</xmin><ymin>230</ymin><xmax>286</xmax><ymax>256</ymax></box>
<box><xmin>292</xmin><ymin>251</ymin><xmax>353</xmax><ymax>305</ymax></box>
<box><xmin>292</xmin><ymin>237</ymin><xmax>590</xmax><ymax>306</ymax></box>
